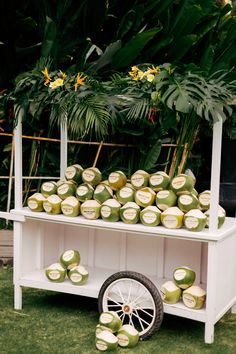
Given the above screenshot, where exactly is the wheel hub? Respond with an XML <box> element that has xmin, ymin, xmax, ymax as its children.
<box><xmin>123</xmin><ymin>304</ymin><xmax>132</xmax><ymax>314</ymax></box>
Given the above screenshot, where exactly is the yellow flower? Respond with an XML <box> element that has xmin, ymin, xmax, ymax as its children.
<box><xmin>147</xmin><ymin>66</ymin><xmax>160</xmax><ymax>75</ymax></box>
<box><xmin>128</xmin><ymin>66</ymin><xmax>140</xmax><ymax>80</ymax></box>
<box><xmin>60</xmin><ymin>70</ymin><xmax>67</xmax><ymax>80</ymax></box>
<box><xmin>49</xmin><ymin>78</ymin><xmax>64</xmax><ymax>89</ymax></box>
<box><xmin>146</xmin><ymin>74</ymin><xmax>155</xmax><ymax>82</ymax></box>
<box><xmin>42</xmin><ymin>67</ymin><xmax>51</xmax><ymax>86</ymax></box>
<box><xmin>74</xmin><ymin>73</ymin><xmax>87</xmax><ymax>92</ymax></box>
<box><xmin>137</xmin><ymin>70</ymin><xmax>145</xmax><ymax>80</ymax></box>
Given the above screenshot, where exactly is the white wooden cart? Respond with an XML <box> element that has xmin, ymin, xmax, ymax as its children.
<box><xmin>1</xmin><ymin>109</ymin><xmax>236</xmax><ymax>343</ymax></box>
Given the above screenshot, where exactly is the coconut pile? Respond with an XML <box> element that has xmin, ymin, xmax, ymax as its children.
<box><xmin>45</xmin><ymin>249</ymin><xmax>89</xmax><ymax>285</ymax></box>
<box><xmin>95</xmin><ymin>311</ymin><xmax>139</xmax><ymax>351</ymax></box>
<box><xmin>27</xmin><ymin>164</ymin><xmax>226</xmax><ymax>232</ymax></box>
<box><xmin>161</xmin><ymin>266</ymin><xmax>206</xmax><ymax>309</ymax></box>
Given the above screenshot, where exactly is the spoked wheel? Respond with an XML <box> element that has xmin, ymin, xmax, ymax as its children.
<box><xmin>98</xmin><ymin>271</ymin><xmax>164</xmax><ymax>340</ymax></box>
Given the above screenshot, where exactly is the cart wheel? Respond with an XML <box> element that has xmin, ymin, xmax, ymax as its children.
<box><xmin>98</xmin><ymin>271</ymin><xmax>163</xmax><ymax>340</ymax></box>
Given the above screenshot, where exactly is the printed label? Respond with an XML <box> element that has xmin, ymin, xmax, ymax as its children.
<box><xmin>96</xmin><ymin>340</ymin><xmax>108</xmax><ymax>351</ymax></box>
<box><xmin>109</xmin><ymin>172</ymin><xmax>120</xmax><ymax>183</ymax></box>
<box><xmin>131</xmin><ymin>174</ymin><xmax>144</xmax><ymax>187</ymax></box>
<box><xmin>123</xmin><ymin>209</ymin><xmax>137</xmax><ymax>220</ymax></box>
<box><xmin>183</xmin><ymin>294</ymin><xmax>196</xmax><ymax>308</ymax></box>
<box><xmin>157</xmin><ymin>190</ymin><xmax>169</xmax><ymax>199</ymax></box>
<box><xmin>63</xmin><ymin>250</ymin><xmax>74</xmax><ymax>262</ymax></box>
<box><xmin>162</xmin><ymin>215</ymin><xmax>178</xmax><ymax>228</ymax></box>
<box><xmin>83</xmin><ymin>170</ymin><xmax>95</xmax><ymax>182</ymax></box>
<box><xmin>100</xmin><ymin>313</ymin><xmax>113</xmax><ymax>324</ymax></box>
<box><xmin>172</xmin><ymin>176</ymin><xmax>186</xmax><ymax>189</ymax></box>
<box><xmin>65</xmin><ymin>166</ymin><xmax>76</xmax><ymax>179</ymax></box>
<box><xmin>42</xmin><ymin>182</ymin><xmax>55</xmax><ymax>192</ymax></box>
<box><xmin>150</xmin><ymin>174</ymin><xmax>164</xmax><ymax>186</ymax></box>
<box><xmin>101</xmin><ymin>206</ymin><xmax>111</xmax><ymax>218</ymax></box>
<box><xmin>43</xmin><ymin>202</ymin><xmax>52</xmax><ymax>212</ymax></box>
<box><xmin>142</xmin><ymin>212</ymin><xmax>157</xmax><ymax>224</ymax></box>
<box><xmin>70</xmin><ymin>273</ymin><xmax>82</xmax><ymax>283</ymax></box>
<box><xmin>136</xmin><ymin>191</ymin><xmax>152</xmax><ymax>204</ymax></box>
<box><xmin>61</xmin><ymin>205</ymin><xmax>74</xmax><ymax>215</ymax></box>
<box><xmin>82</xmin><ymin>208</ymin><xmax>96</xmax><ymax>219</ymax></box>
<box><xmin>120</xmin><ymin>188</ymin><xmax>132</xmax><ymax>198</ymax></box>
<box><xmin>48</xmin><ymin>270</ymin><xmax>60</xmax><ymax>280</ymax></box>
<box><xmin>199</xmin><ymin>194</ymin><xmax>210</xmax><ymax>206</ymax></box>
<box><xmin>185</xmin><ymin>216</ymin><xmax>199</xmax><ymax>229</ymax></box>
<box><xmin>58</xmin><ymin>184</ymin><xmax>69</xmax><ymax>195</ymax></box>
<box><xmin>28</xmin><ymin>200</ymin><xmax>38</xmax><ymax>210</ymax></box>
<box><xmin>179</xmin><ymin>195</ymin><xmax>192</xmax><ymax>205</ymax></box>
<box><xmin>77</xmin><ymin>186</ymin><xmax>88</xmax><ymax>196</ymax></box>
<box><xmin>117</xmin><ymin>334</ymin><xmax>129</xmax><ymax>347</ymax></box>
<box><xmin>174</xmin><ymin>269</ymin><xmax>186</xmax><ymax>281</ymax></box>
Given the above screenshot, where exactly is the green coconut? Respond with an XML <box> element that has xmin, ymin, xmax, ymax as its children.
<box><xmin>120</xmin><ymin>202</ymin><xmax>140</xmax><ymax>224</ymax></box>
<box><xmin>57</xmin><ymin>181</ymin><xmax>77</xmax><ymax>200</ymax></box>
<box><xmin>27</xmin><ymin>193</ymin><xmax>46</xmax><ymax>212</ymax></box>
<box><xmin>82</xmin><ymin>167</ymin><xmax>102</xmax><ymax>186</ymax></box>
<box><xmin>130</xmin><ymin>170</ymin><xmax>149</xmax><ymax>190</ymax></box>
<box><xmin>93</xmin><ymin>184</ymin><xmax>113</xmax><ymax>204</ymax></box>
<box><xmin>108</xmin><ymin>170</ymin><xmax>127</xmax><ymax>191</ymax></box>
<box><xmin>182</xmin><ymin>285</ymin><xmax>206</xmax><ymax>309</ymax></box>
<box><xmin>134</xmin><ymin>187</ymin><xmax>156</xmax><ymax>208</ymax></box>
<box><xmin>76</xmin><ymin>183</ymin><xmax>94</xmax><ymax>202</ymax></box>
<box><xmin>173</xmin><ymin>266</ymin><xmax>196</xmax><ymax>289</ymax></box>
<box><xmin>80</xmin><ymin>200</ymin><xmax>101</xmax><ymax>220</ymax></box>
<box><xmin>204</xmin><ymin>205</ymin><xmax>226</xmax><ymax>228</ymax></box>
<box><xmin>178</xmin><ymin>193</ymin><xmax>200</xmax><ymax>213</ymax></box>
<box><xmin>170</xmin><ymin>174</ymin><xmax>195</xmax><ymax>195</ymax></box>
<box><xmin>95</xmin><ymin>330</ymin><xmax>118</xmax><ymax>352</ymax></box>
<box><xmin>95</xmin><ymin>324</ymin><xmax>113</xmax><ymax>336</ymax></box>
<box><xmin>140</xmin><ymin>206</ymin><xmax>161</xmax><ymax>227</ymax></box>
<box><xmin>45</xmin><ymin>263</ymin><xmax>66</xmax><ymax>282</ymax></box>
<box><xmin>99</xmin><ymin>311</ymin><xmax>122</xmax><ymax>333</ymax></box>
<box><xmin>65</xmin><ymin>164</ymin><xmax>83</xmax><ymax>184</ymax></box>
<box><xmin>116</xmin><ymin>185</ymin><xmax>135</xmax><ymax>205</ymax></box>
<box><xmin>68</xmin><ymin>265</ymin><xmax>89</xmax><ymax>285</ymax></box>
<box><xmin>184</xmin><ymin>209</ymin><xmax>207</xmax><ymax>232</ymax></box>
<box><xmin>43</xmin><ymin>195</ymin><xmax>62</xmax><ymax>214</ymax></box>
<box><xmin>198</xmin><ymin>190</ymin><xmax>211</xmax><ymax>210</ymax></box>
<box><xmin>117</xmin><ymin>325</ymin><xmax>139</xmax><ymax>348</ymax></box>
<box><xmin>160</xmin><ymin>280</ymin><xmax>182</xmax><ymax>304</ymax></box>
<box><xmin>100</xmin><ymin>199</ymin><xmax>121</xmax><ymax>222</ymax></box>
<box><xmin>155</xmin><ymin>190</ymin><xmax>177</xmax><ymax>211</ymax></box>
<box><xmin>149</xmin><ymin>171</ymin><xmax>170</xmax><ymax>191</ymax></box>
<box><xmin>161</xmin><ymin>207</ymin><xmax>184</xmax><ymax>229</ymax></box>
<box><xmin>61</xmin><ymin>196</ymin><xmax>80</xmax><ymax>217</ymax></box>
<box><xmin>60</xmin><ymin>249</ymin><xmax>80</xmax><ymax>270</ymax></box>
<box><xmin>41</xmin><ymin>181</ymin><xmax>58</xmax><ymax>198</ymax></box>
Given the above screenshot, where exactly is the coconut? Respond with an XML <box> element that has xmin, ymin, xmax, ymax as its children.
<box><xmin>178</xmin><ymin>193</ymin><xmax>200</xmax><ymax>213</ymax></box>
<box><xmin>161</xmin><ymin>207</ymin><xmax>184</xmax><ymax>229</ymax></box>
<box><xmin>182</xmin><ymin>285</ymin><xmax>206</xmax><ymax>309</ymax></box>
<box><xmin>173</xmin><ymin>266</ymin><xmax>196</xmax><ymax>289</ymax></box>
<box><xmin>61</xmin><ymin>196</ymin><xmax>80</xmax><ymax>217</ymax></box>
<box><xmin>170</xmin><ymin>174</ymin><xmax>195</xmax><ymax>195</ymax></box>
<box><xmin>100</xmin><ymin>199</ymin><xmax>121</xmax><ymax>222</ymax></box>
<box><xmin>27</xmin><ymin>193</ymin><xmax>46</xmax><ymax>212</ymax></box>
<box><xmin>60</xmin><ymin>249</ymin><xmax>80</xmax><ymax>270</ymax></box>
<box><xmin>149</xmin><ymin>171</ymin><xmax>170</xmax><ymax>191</ymax></box>
<box><xmin>95</xmin><ymin>324</ymin><xmax>113</xmax><ymax>336</ymax></box>
<box><xmin>65</xmin><ymin>164</ymin><xmax>83</xmax><ymax>184</ymax></box>
<box><xmin>130</xmin><ymin>170</ymin><xmax>149</xmax><ymax>190</ymax></box>
<box><xmin>95</xmin><ymin>330</ymin><xmax>118</xmax><ymax>352</ymax></box>
<box><xmin>198</xmin><ymin>190</ymin><xmax>211</xmax><ymax>210</ymax></box>
<box><xmin>80</xmin><ymin>200</ymin><xmax>101</xmax><ymax>220</ymax></box>
<box><xmin>140</xmin><ymin>206</ymin><xmax>161</xmax><ymax>227</ymax></box>
<box><xmin>134</xmin><ymin>187</ymin><xmax>156</xmax><ymax>208</ymax></box>
<box><xmin>82</xmin><ymin>167</ymin><xmax>102</xmax><ymax>186</ymax></box>
<box><xmin>41</xmin><ymin>181</ymin><xmax>58</xmax><ymax>197</ymax></box>
<box><xmin>76</xmin><ymin>183</ymin><xmax>94</xmax><ymax>202</ymax></box>
<box><xmin>93</xmin><ymin>184</ymin><xmax>113</xmax><ymax>204</ymax></box>
<box><xmin>160</xmin><ymin>280</ymin><xmax>182</xmax><ymax>304</ymax></box>
<box><xmin>184</xmin><ymin>209</ymin><xmax>207</xmax><ymax>232</ymax></box>
<box><xmin>120</xmin><ymin>202</ymin><xmax>140</xmax><ymax>224</ymax></box>
<box><xmin>155</xmin><ymin>190</ymin><xmax>177</xmax><ymax>211</ymax></box>
<box><xmin>108</xmin><ymin>170</ymin><xmax>127</xmax><ymax>191</ymax></box>
<box><xmin>116</xmin><ymin>185</ymin><xmax>135</xmax><ymax>205</ymax></box>
<box><xmin>68</xmin><ymin>265</ymin><xmax>89</xmax><ymax>285</ymax></box>
<box><xmin>99</xmin><ymin>311</ymin><xmax>122</xmax><ymax>333</ymax></box>
<box><xmin>43</xmin><ymin>195</ymin><xmax>62</xmax><ymax>214</ymax></box>
<box><xmin>117</xmin><ymin>324</ymin><xmax>139</xmax><ymax>348</ymax></box>
<box><xmin>204</xmin><ymin>205</ymin><xmax>226</xmax><ymax>228</ymax></box>
<box><xmin>57</xmin><ymin>181</ymin><xmax>77</xmax><ymax>200</ymax></box>
<box><xmin>45</xmin><ymin>263</ymin><xmax>66</xmax><ymax>282</ymax></box>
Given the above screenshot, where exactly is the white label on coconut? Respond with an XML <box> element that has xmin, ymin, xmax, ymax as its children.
<box><xmin>109</xmin><ymin>172</ymin><xmax>120</xmax><ymax>183</ymax></box>
<box><xmin>183</xmin><ymin>294</ymin><xmax>196</xmax><ymax>308</ymax></box>
<box><xmin>123</xmin><ymin>209</ymin><xmax>137</xmax><ymax>220</ymax></box>
<box><xmin>118</xmin><ymin>334</ymin><xmax>129</xmax><ymax>347</ymax></box>
<box><xmin>199</xmin><ymin>194</ymin><xmax>210</xmax><ymax>206</ymax></box>
<box><xmin>57</xmin><ymin>184</ymin><xmax>69</xmax><ymax>195</ymax></box>
<box><xmin>101</xmin><ymin>206</ymin><xmax>111</xmax><ymax>218</ymax></box>
<box><xmin>48</xmin><ymin>270</ymin><xmax>60</xmax><ymax>280</ymax></box>
<box><xmin>61</xmin><ymin>205</ymin><xmax>74</xmax><ymax>215</ymax></box>
<box><xmin>185</xmin><ymin>216</ymin><xmax>199</xmax><ymax>229</ymax></box>
<box><xmin>150</xmin><ymin>174</ymin><xmax>164</xmax><ymax>185</ymax></box>
<box><xmin>82</xmin><ymin>208</ymin><xmax>96</xmax><ymax>219</ymax></box>
<box><xmin>83</xmin><ymin>170</ymin><xmax>95</xmax><ymax>182</ymax></box>
<box><xmin>63</xmin><ymin>250</ymin><xmax>74</xmax><ymax>262</ymax></box>
<box><xmin>65</xmin><ymin>166</ymin><xmax>76</xmax><ymax>179</ymax></box>
<box><xmin>120</xmin><ymin>188</ymin><xmax>132</xmax><ymax>198</ymax></box>
<box><xmin>157</xmin><ymin>204</ymin><xmax>168</xmax><ymax>211</ymax></box>
<box><xmin>131</xmin><ymin>174</ymin><xmax>144</xmax><ymax>187</ymax></box>
<box><xmin>77</xmin><ymin>186</ymin><xmax>88</xmax><ymax>196</ymax></box>
<box><xmin>163</xmin><ymin>215</ymin><xmax>178</xmax><ymax>228</ymax></box>
<box><xmin>42</xmin><ymin>182</ymin><xmax>54</xmax><ymax>192</ymax></box>
<box><xmin>180</xmin><ymin>195</ymin><xmax>192</xmax><ymax>205</ymax></box>
<box><xmin>100</xmin><ymin>313</ymin><xmax>113</xmax><ymax>324</ymax></box>
<box><xmin>96</xmin><ymin>340</ymin><xmax>107</xmax><ymax>351</ymax></box>
<box><xmin>136</xmin><ymin>191</ymin><xmax>152</xmax><ymax>204</ymax></box>
<box><xmin>174</xmin><ymin>269</ymin><xmax>186</xmax><ymax>281</ymax></box>
<box><xmin>43</xmin><ymin>202</ymin><xmax>52</xmax><ymax>212</ymax></box>
<box><xmin>172</xmin><ymin>176</ymin><xmax>186</xmax><ymax>189</ymax></box>
<box><xmin>70</xmin><ymin>273</ymin><xmax>82</xmax><ymax>283</ymax></box>
<box><xmin>95</xmin><ymin>185</ymin><xmax>104</xmax><ymax>193</ymax></box>
<box><xmin>28</xmin><ymin>200</ymin><xmax>38</xmax><ymax>210</ymax></box>
<box><xmin>157</xmin><ymin>190</ymin><xmax>169</xmax><ymax>199</ymax></box>
<box><xmin>142</xmin><ymin>212</ymin><xmax>156</xmax><ymax>224</ymax></box>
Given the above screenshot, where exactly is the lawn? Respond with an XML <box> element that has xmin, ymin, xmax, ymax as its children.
<box><xmin>0</xmin><ymin>267</ymin><xmax>236</xmax><ymax>354</ymax></box>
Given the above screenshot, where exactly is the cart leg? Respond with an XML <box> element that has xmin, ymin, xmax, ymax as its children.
<box><xmin>231</xmin><ymin>303</ymin><xmax>236</xmax><ymax>314</ymax></box>
<box><xmin>14</xmin><ymin>284</ymin><xmax>22</xmax><ymax>310</ymax></box>
<box><xmin>204</xmin><ymin>322</ymin><xmax>214</xmax><ymax>344</ymax></box>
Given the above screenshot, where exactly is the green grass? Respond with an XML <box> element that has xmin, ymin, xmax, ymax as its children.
<box><xmin>0</xmin><ymin>267</ymin><xmax>236</xmax><ymax>354</ymax></box>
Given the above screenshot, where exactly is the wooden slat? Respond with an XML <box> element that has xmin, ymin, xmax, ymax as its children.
<box><xmin>0</xmin><ymin>231</ymin><xmax>13</xmax><ymax>257</ymax></box>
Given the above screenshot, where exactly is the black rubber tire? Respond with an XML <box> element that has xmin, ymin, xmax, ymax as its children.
<box><xmin>98</xmin><ymin>270</ymin><xmax>164</xmax><ymax>340</ymax></box>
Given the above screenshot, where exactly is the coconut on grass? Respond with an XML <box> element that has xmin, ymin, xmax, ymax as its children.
<box><xmin>60</xmin><ymin>249</ymin><xmax>80</xmax><ymax>270</ymax></box>
<box><xmin>130</xmin><ymin>170</ymin><xmax>149</xmax><ymax>190</ymax></box>
<box><xmin>57</xmin><ymin>181</ymin><xmax>77</xmax><ymax>200</ymax></box>
<box><xmin>178</xmin><ymin>193</ymin><xmax>200</xmax><ymax>213</ymax></box>
<box><xmin>198</xmin><ymin>190</ymin><xmax>211</xmax><ymax>210</ymax></box>
<box><xmin>80</xmin><ymin>200</ymin><xmax>101</xmax><ymax>220</ymax></box>
<box><xmin>82</xmin><ymin>167</ymin><xmax>102</xmax><ymax>186</ymax></box>
<box><xmin>155</xmin><ymin>190</ymin><xmax>177</xmax><ymax>211</ymax></box>
<box><xmin>182</xmin><ymin>285</ymin><xmax>206</xmax><ymax>309</ymax></box>
<box><xmin>27</xmin><ymin>193</ymin><xmax>46</xmax><ymax>212</ymax></box>
<box><xmin>117</xmin><ymin>325</ymin><xmax>139</xmax><ymax>348</ymax></box>
<box><xmin>95</xmin><ymin>330</ymin><xmax>118</xmax><ymax>352</ymax></box>
<box><xmin>100</xmin><ymin>199</ymin><xmax>121</xmax><ymax>222</ymax></box>
<box><xmin>161</xmin><ymin>207</ymin><xmax>184</xmax><ymax>229</ymax></box>
<box><xmin>120</xmin><ymin>202</ymin><xmax>140</xmax><ymax>224</ymax></box>
<box><xmin>41</xmin><ymin>181</ymin><xmax>58</xmax><ymax>197</ymax></box>
<box><xmin>170</xmin><ymin>174</ymin><xmax>195</xmax><ymax>195</ymax></box>
<box><xmin>160</xmin><ymin>280</ymin><xmax>182</xmax><ymax>304</ymax></box>
<box><xmin>149</xmin><ymin>171</ymin><xmax>170</xmax><ymax>191</ymax></box>
<box><xmin>95</xmin><ymin>324</ymin><xmax>113</xmax><ymax>336</ymax></box>
<box><xmin>173</xmin><ymin>266</ymin><xmax>196</xmax><ymax>289</ymax></box>
<box><xmin>99</xmin><ymin>311</ymin><xmax>122</xmax><ymax>333</ymax></box>
<box><xmin>116</xmin><ymin>185</ymin><xmax>135</xmax><ymax>205</ymax></box>
<box><xmin>76</xmin><ymin>183</ymin><xmax>94</xmax><ymax>202</ymax></box>
<box><xmin>184</xmin><ymin>209</ymin><xmax>207</xmax><ymax>232</ymax></box>
<box><xmin>45</xmin><ymin>263</ymin><xmax>67</xmax><ymax>282</ymax></box>
<box><xmin>68</xmin><ymin>265</ymin><xmax>89</xmax><ymax>285</ymax></box>
<box><xmin>61</xmin><ymin>196</ymin><xmax>80</xmax><ymax>217</ymax></box>
<box><xmin>135</xmin><ymin>187</ymin><xmax>156</xmax><ymax>208</ymax></box>
<box><xmin>93</xmin><ymin>183</ymin><xmax>113</xmax><ymax>204</ymax></box>
<box><xmin>43</xmin><ymin>195</ymin><xmax>62</xmax><ymax>214</ymax></box>
<box><xmin>140</xmin><ymin>206</ymin><xmax>161</xmax><ymax>227</ymax></box>
<box><xmin>65</xmin><ymin>164</ymin><xmax>83</xmax><ymax>184</ymax></box>
<box><xmin>108</xmin><ymin>170</ymin><xmax>127</xmax><ymax>191</ymax></box>
<box><xmin>205</xmin><ymin>205</ymin><xmax>226</xmax><ymax>228</ymax></box>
